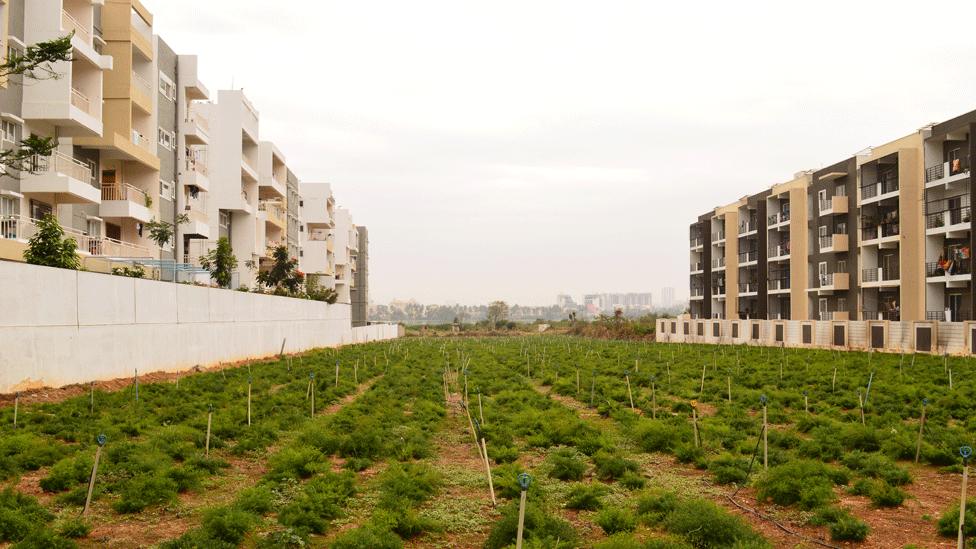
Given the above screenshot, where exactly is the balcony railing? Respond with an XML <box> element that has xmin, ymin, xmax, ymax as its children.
<box><xmin>131</xmin><ymin>130</ymin><xmax>152</xmax><ymax>152</ymax></box>
<box><xmin>1</xmin><ymin>215</ymin><xmax>149</xmax><ymax>257</ymax></box>
<box><xmin>738</xmin><ymin>282</ymin><xmax>759</xmax><ymax>294</ymax></box>
<box><xmin>711</xmin><ymin>286</ymin><xmax>726</xmax><ymax>296</ymax></box>
<box><xmin>861</xmin><ymin>175</ymin><xmax>899</xmax><ymax>200</ymax></box>
<box><xmin>738</xmin><ymin>250</ymin><xmax>758</xmax><ymax>263</ymax></box>
<box><xmin>70</xmin><ymin>88</ymin><xmax>93</xmax><ymax>115</ymax></box>
<box><xmin>690</xmin><ymin>262</ymin><xmax>703</xmax><ymax>272</ymax></box>
<box><xmin>768</xmin><ymin>278</ymin><xmax>790</xmax><ymax>291</ymax></box>
<box><xmin>926</xmin><ymin>259</ymin><xmax>972</xmax><ymax>277</ymax></box>
<box><xmin>186</xmin><ymin>156</ymin><xmax>209</xmax><ymax>177</ymax></box>
<box><xmin>927</xmin><ymin>309</ymin><xmax>973</xmax><ymax>322</ymax></box>
<box><xmin>926</xmin><ymin>207</ymin><xmax>971</xmax><ymax>230</ymax></box>
<box><xmin>862</xmin><ymin>265</ymin><xmax>900</xmax><ymax>283</ymax></box>
<box><xmin>738</xmin><ymin>221</ymin><xmax>757</xmax><ymax>235</ymax></box>
<box><xmin>690</xmin><ymin>237</ymin><xmax>703</xmax><ymax>248</ymax></box>
<box><xmin>767</xmin><ymin>211</ymin><xmax>790</xmax><ymax>226</ymax></box>
<box><xmin>712</xmin><ymin>231</ymin><xmax>726</xmax><ymax>243</ymax></box>
<box><xmin>130</xmin><ymin>10</ymin><xmax>153</xmax><ymax>43</ymax></box>
<box><xmin>769</xmin><ymin>243</ymin><xmax>791</xmax><ymax>258</ymax></box>
<box><xmin>690</xmin><ymin>287</ymin><xmax>705</xmax><ymax>298</ymax></box>
<box><xmin>62</xmin><ymin>10</ymin><xmax>92</xmax><ymax>46</ymax></box>
<box><xmin>862</xmin><ymin>310</ymin><xmax>899</xmax><ymax>321</ymax></box>
<box><xmin>926</xmin><ymin>156</ymin><xmax>970</xmax><ymax>183</ymax></box>
<box><xmin>30</xmin><ymin>152</ymin><xmax>97</xmax><ymax>187</ymax></box>
<box><xmin>711</xmin><ymin>257</ymin><xmax>725</xmax><ymax>269</ymax></box>
<box><xmin>861</xmin><ymin>222</ymin><xmax>899</xmax><ymax>242</ymax></box>
<box><xmin>102</xmin><ymin>182</ymin><xmax>148</xmax><ymax>205</ymax></box>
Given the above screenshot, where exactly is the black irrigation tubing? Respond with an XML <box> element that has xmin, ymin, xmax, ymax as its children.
<box><xmin>723</xmin><ymin>494</ymin><xmax>841</xmax><ymax>549</ymax></box>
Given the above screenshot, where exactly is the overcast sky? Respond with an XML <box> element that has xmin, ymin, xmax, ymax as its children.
<box><xmin>151</xmin><ymin>0</ymin><xmax>976</xmax><ymax>306</ymax></box>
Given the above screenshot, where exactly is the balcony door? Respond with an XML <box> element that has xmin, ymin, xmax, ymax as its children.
<box><xmin>949</xmin><ymin>293</ymin><xmax>963</xmax><ymax>322</ymax></box>
<box><xmin>106</xmin><ymin>223</ymin><xmax>121</xmax><ymax>241</ymax></box>
<box><xmin>30</xmin><ymin>199</ymin><xmax>52</xmax><ymax>220</ymax></box>
<box><xmin>819</xmin><ymin>298</ymin><xmax>828</xmax><ymax>320</ymax></box>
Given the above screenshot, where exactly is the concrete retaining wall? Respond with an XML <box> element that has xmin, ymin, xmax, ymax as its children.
<box><xmin>657</xmin><ymin>316</ymin><xmax>974</xmax><ymax>355</ymax></box>
<box><xmin>0</xmin><ymin>261</ymin><xmax>398</xmax><ymax>393</ymax></box>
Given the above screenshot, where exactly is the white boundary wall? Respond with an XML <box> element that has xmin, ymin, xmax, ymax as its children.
<box><xmin>656</xmin><ymin>316</ymin><xmax>973</xmax><ymax>355</ymax></box>
<box><xmin>0</xmin><ymin>261</ymin><xmax>398</xmax><ymax>393</ymax></box>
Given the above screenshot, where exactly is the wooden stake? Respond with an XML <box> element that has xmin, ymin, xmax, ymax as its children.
<box><xmin>205</xmin><ymin>408</ymin><xmax>213</xmax><ymax>457</ymax></box>
<box><xmin>480</xmin><ymin>437</ymin><xmax>496</xmax><ymax>506</ymax></box>
<box><xmin>858</xmin><ymin>391</ymin><xmax>865</xmax><ymax>425</ymax></box>
<box><xmin>335</xmin><ymin>361</ymin><xmax>340</xmax><ymax>387</ymax></box>
<box><xmin>949</xmin><ymin>369</ymin><xmax>953</xmax><ymax>390</ymax></box>
<box><xmin>478</xmin><ymin>392</ymin><xmax>485</xmax><ymax>425</ymax></box>
<box><xmin>692</xmin><ymin>406</ymin><xmax>700</xmax><ymax>448</ymax></box>
<box><xmin>247</xmin><ymin>380</ymin><xmax>252</xmax><ymax>426</ymax></box>
<box><xmin>82</xmin><ymin>437</ymin><xmax>105</xmax><ymax>516</ymax></box>
<box><xmin>651</xmin><ymin>382</ymin><xmax>657</xmax><ymax>419</ymax></box>
<box><xmin>727</xmin><ymin>376</ymin><xmax>732</xmax><ymax>403</ymax></box>
<box><xmin>804</xmin><ymin>393</ymin><xmax>809</xmax><ymax>414</ymax></box>
<box><xmin>626</xmin><ymin>375</ymin><xmax>635</xmax><ymax>411</ymax></box>
<box><xmin>576</xmin><ymin>368</ymin><xmax>580</xmax><ymax>395</ymax></box>
<box><xmin>762</xmin><ymin>404</ymin><xmax>768</xmax><ymax>470</ymax></box>
<box><xmin>959</xmin><ymin>454</ymin><xmax>970</xmax><ymax>549</ymax></box>
<box><xmin>12</xmin><ymin>393</ymin><xmax>18</xmax><ymax>429</ymax></box>
<box><xmin>516</xmin><ymin>488</ymin><xmax>528</xmax><ymax>549</ymax></box>
<box><xmin>914</xmin><ymin>401</ymin><xmax>927</xmax><ymax>464</ymax></box>
<box><xmin>699</xmin><ymin>363</ymin><xmax>706</xmax><ymax>394</ymax></box>
<box><xmin>354</xmin><ymin>360</ymin><xmax>358</xmax><ymax>384</ymax></box>
<box><xmin>832</xmin><ymin>367</ymin><xmax>837</xmax><ymax>393</ymax></box>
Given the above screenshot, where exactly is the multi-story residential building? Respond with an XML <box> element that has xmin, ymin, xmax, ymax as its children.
<box><xmin>857</xmin><ymin>132</ymin><xmax>925</xmax><ymax>322</ymax></box>
<box><xmin>299</xmin><ymin>182</ymin><xmax>336</xmax><ymax>289</ymax></box>
<box><xmin>155</xmin><ymin>36</ymin><xmax>178</xmax><ymax>261</ymax></box>
<box><xmin>736</xmin><ymin>191</ymin><xmax>766</xmax><ymax>319</ymax></box>
<box><xmin>808</xmin><ymin>157</ymin><xmax>857</xmax><ymax>321</ymax></box>
<box><xmin>660</xmin><ymin>287</ymin><xmax>675</xmax><ymax>309</ymax></box>
<box><xmin>286</xmin><ymin>168</ymin><xmax>301</xmax><ymax>260</ymax></box>
<box><xmin>257</xmin><ymin>141</ymin><xmax>287</xmax><ymax>269</ymax></box>
<box><xmin>195</xmin><ymin>90</ymin><xmax>262</xmax><ymax>287</ymax></box>
<box><xmin>174</xmin><ymin>54</ymin><xmax>211</xmax><ymax>264</ymax></box>
<box><xmin>351</xmin><ymin>225</ymin><xmax>368</xmax><ymax>326</ymax></box>
<box><xmin>689</xmin><ymin>215</ymin><xmax>709</xmax><ymax>318</ymax></box>
<box><xmin>333</xmin><ymin>208</ymin><xmax>357</xmax><ymax>304</ymax></box>
<box><xmin>923</xmin><ymin>113</ymin><xmax>974</xmax><ymax>322</ymax></box>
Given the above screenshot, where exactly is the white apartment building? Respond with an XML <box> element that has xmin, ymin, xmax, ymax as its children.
<box><xmin>333</xmin><ymin>208</ymin><xmax>358</xmax><ymax>304</ymax></box>
<box><xmin>174</xmin><ymin>54</ymin><xmax>211</xmax><ymax>261</ymax></box>
<box><xmin>256</xmin><ymin>140</ymin><xmax>288</xmax><ymax>262</ymax></box>
<box><xmin>299</xmin><ymin>182</ymin><xmax>336</xmax><ymax>289</ymax></box>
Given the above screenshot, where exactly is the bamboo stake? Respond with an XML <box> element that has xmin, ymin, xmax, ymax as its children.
<box><xmin>311</xmin><ymin>373</ymin><xmax>316</xmax><ymax>416</ymax></box>
<box><xmin>915</xmin><ymin>399</ymin><xmax>927</xmax><ymax>464</ymax></box>
<box><xmin>247</xmin><ymin>378</ymin><xmax>252</xmax><ymax>426</ymax></box>
<box><xmin>82</xmin><ymin>435</ymin><xmax>106</xmax><ymax>516</ymax></box>
<box><xmin>858</xmin><ymin>391</ymin><xmax>865</xmax><ymax>425</ymax></box>
<box><xmin>727</xmin><ymin>376</ymin><xmax>732</xmax><ymax>403</ymax></box>
<box><xmin>354</xmin><ymin>360</ymin><xmax>358</xmax><ymax>384</ymax></box>
<box><xmin>516</xmin><ymin>474</ymin><xmax>531</xmax><ymax>549</ymax></box>
<box><xmin>761</xmin><ymin>397</ymin><xmax>768</xmax><ymax>470</ymax></box>
<box><xmin>205</xmin><ymin>406</ymin><xmax>213</xmax><ymax>457</ymax></box>
<box><xmin>480</xmin><ymin>437</ymin><xmax>496</xmax><ymax>506</ymax></box>
<box><xmin>692</xmin><ymin>405</ymin><xmax>700</xmax><ymax>448</ymax></box>
<box><xmin>958</xmin><ymin>446</ymin><xmax>972</xmax><ymax>549</ymax></box>
<box><xmin>625</xmin><ymin>374</ymin><xmax>634</xmax><ymax>411</ymax></box>
<box><xmin>12</xmin><ymin>393</ymin><xmax>18</xmax><ymax>429</ymax></box>
<box><xmin>335</xmin><ymin>360</ymin><xmax>340</xmax><ymax>387</ymax></box>
<box><xmin>832</xmin><ymin>367</ymin><xmax>837</xmax><ymax>393</ymax></box>
<box><xmin>699</xmin><ymin>363</ymin><xmax>706</xmax><ymax>394</ymax></box>
<box><xmin>478</xmin><ymin>392</ymin><xmax>485</xmax><ymax>425</ymax></box>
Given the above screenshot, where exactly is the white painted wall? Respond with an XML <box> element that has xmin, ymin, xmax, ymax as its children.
<box><xmin>0</xmin><ymin>261</ymin><xmax>398</xmax><ymax>393</ymax></box>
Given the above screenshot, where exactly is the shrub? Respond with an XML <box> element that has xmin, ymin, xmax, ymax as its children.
<box><xmin>0</xmin><ymin>489</ymin><xmax>53</xmax><ymax>542</ymax></box>
<box><xmin>490</xmin><ymin>445</ymin><xmax>519</xmax><ymax>464</ymax></box>
<box><xmin>565</xmin><ymin>484</ymin><xmax>605</xmax><ymax>510</ymax></box>
<box><xmin>330</xmin><ymin>525</ymin><xmax>403</xmax><ymax>549</ymax></box>
<box><xmin>664</xmin><ymin>498</ymin><xmax>768</xmax><ymax>548</ymax></box>
<box><xmin>592</xmin><ymin>450</ymin><xmax>638</xmax><ymax>481</ymax></box>
<box><xmin>40</xmin><ymin>456</ymin><xmax>92</xmax><ymax>493</ymax></box>
<box><xmin>11</xmin><ymin>529</ymin><xmax>77</xmax><ymax>549</ymax></box>
<box><xmin>373</xmin><ymin>507</ymin><xmax>440</xmax><ymax>539</ymax></box>
<box><xmin>595</xmin><ymin>506</ymin><xmax>637</xmax><ymax>534</ymax></box>
<box><xmin>56</xmin><ymin>518</ymin><xmax>90</xmax><ymax>539</ymax></box>
<box><xmin>754</xmin><ymin>460</ymin><xmax>836</xmax><ymax>510</ymax></box>
<box><xmin>23</xmin><ymin>214</ymin><xmax>80</xmax><ymax>270</ymax></box>
<box><xmin>636</xmin><ymin>490</ymin><xmax>678</xmax><ymax>526</ymax></box>
<box><xmin>278</xmin><ymin>472</ymin><xmax>356</xmax><ymax>534</ymax></box>
<box><xmin>708</xmin><ymin>454</ymin><xmax>750</xmax><ymax>485</ymax></box>
<box><xmin>548</xmin><ymin>448</ymin><xmax>586</xmax><ymax>481</ymax></box>
<box><xmin>937</xmin><ymin>498</ymin><xmax>976</xmax><ymax>538</ymax></box>
<box><xmin>869</xmin><ymin>482</ymin><xmax>905</xmax><ymax>508</ymax></box>
<box><xmin>484</xmin><ymin>501</ymin><xmax>577</xmax><ymax>549</ymax></box>
<box><xmin>199</xmin><ymin>508</ymin><xmax>254</xmax><ymax>545</ymax></box>
<box><xmin>378</xmin><ymin>463</ymin><xmax>440</xmax><ymax>507</ymax></box>
<box><xmin>113</xmin><ymin>476</ymin><xmax>179</xmax><ymax>513</ymax></box>
<box><xmin>268</xmin><ymin>446</ymin><xmax>324</xmax><ymax>481</ymax></box>
<box><xmin>632</xmin><ymin>420</ymin><xmax>683</xmax><ymax>453</ymax></box>
<box><xmin>618</xmin><ymin>471</ymin><xmax>646</xmax><ymax>490</ymax></box>
<box><xmin>235</xmin><ymin>486</ymin><xmax>273</xmax><ymax>515</ymax></box>
<box><xmin>593</xmin><ymin>533</ymin><xmax>644</xmax><ymax>549</ymax></box>
<box><xmin>829</xmin><ymin>515</ymin><xmax>869</xmax><ymax>541</ymax></box>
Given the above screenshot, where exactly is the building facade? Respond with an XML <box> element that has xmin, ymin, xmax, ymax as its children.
<box><xmin>689</xmin><ymin>113</ymin><xmax>976</xmax><ymax>323</ymax></box>
<box><xmin>351</xmin><ymin>225</ymin><xmax>368</xmax><ymax>326</ymax></box>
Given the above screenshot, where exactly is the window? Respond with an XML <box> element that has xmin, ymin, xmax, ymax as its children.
<box><xmin>158</xmin><ymin>128</ymin><xmax>175</xmax><ymax>151</ymax></box>
<box><xmin>158</xmin><ymin>72</ymin><xmax>176</xmax><ymax>101</ymax></box>
<box><xmin>838</xmin><ymin>297</ymin><xmax>847</xmax><ymax>311</ymax></box>
<box><xmin>1</xmin><ymin>120</ymin><xmax>17</xmax><ymax>143</ymax></box>
<box><xmin>837</xmin><ymin>259</ymin><xmax>847</xmax><ymax>273</ymax></box>
<box><xmin>160</xmin><ymin>180</ymin><xmax>175</xmax><ymax>201</ymax></box>
<box><xmin>219</xmin><ymin>210</ymin><xmax>230</xmax><ymax>229</ymax></box>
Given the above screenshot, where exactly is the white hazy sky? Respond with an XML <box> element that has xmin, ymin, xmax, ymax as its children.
<box><xmin>150</xmin><ymin>0</ymin><xmax>976</xmax><ymax>306</ymax></box>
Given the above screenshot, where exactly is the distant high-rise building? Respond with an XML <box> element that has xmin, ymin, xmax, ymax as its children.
<box><xmin>556</xmin><ymin>294</ymin><xmax>576</xmax><ymax>309</ymax></box>
<box><xmin>661</xmin><ymin>287</ymin><xmax>675</xmax><ymax>309</ymax></box>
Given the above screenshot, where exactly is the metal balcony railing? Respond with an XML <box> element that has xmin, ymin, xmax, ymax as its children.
<box><xmin>70</xmin><ymin>88</ymin><xmax>93</xmax><ymax>115</ymax></box>
<box><xmin>30</xmin><ymin>152</ymin><xmax>97</xmax><ymax>188</ymax></box>
<box><xmin>62</xmin><ymin>10</ymin><xmax>92</xmax><ymax>46</ymax></box>
<box><xmin>768</xmin><ymin>278</ymin><xmax>790</xmax><ymax>291</ymax></box>
<box><xmin>690</xmin><ymin>262</ymin><xmax>703</xmax><ymax>272</ymax></box>
<box><xmin>738</xmin><ymin>250</ymin><xmax>758</xmax><ymax>263</ymax></box>
<box><xmin>690</xmin><ymin>237</ymin><xmax>703</xmax><ymax>248</ymax></box>
<box><xmin>738</xmin><ymin>220</ymin><xmax>757</xmax><ymax>234</ymax></box>
<box><xmin>712</xmin><ymin>231</ymin><xmax>726</xmax><ymax>242</ymax></box>
<box><xmin>738</xmin><ymin>282</ymin><xmax>758</xmax><ymax>293</ymax></box>
<box><xmin>862</xmin><ymin>265</ymin><xmax>900</xmax><ymax>282</ymax></box>
<box><xmin>690</xmin><ymin>287</ymin><xmax>705</xmax><ymax>297</ymax></box>
<box><xmin>711</xmin><ymin>257</ymin><xmax>725</xmax><ymax>269</ymax></box>
<box><xmin>769</xmin><ymin>242</ymin><xmax>791</xmax><ymax>258</ymax></box>
<box><xmin>862</xmin><ymin>310</ymin><xmax>900</xmax><ymax>321</ymax></box>
<box><xmin>926</xmin><ymin>259</ymin><xmax>972</xmax><ymax>277</ymax></box>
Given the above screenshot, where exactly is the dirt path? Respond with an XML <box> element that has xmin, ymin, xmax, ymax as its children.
<box><xmin>79</xmin><ymin>376</ymin><xmax>382</xmax><ymax>549</ymax></box>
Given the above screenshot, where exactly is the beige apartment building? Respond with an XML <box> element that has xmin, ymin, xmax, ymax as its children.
<box><xmin>690</xmin><ymin>111</ymin><xmax>974</xmax><ymax>323</ymax></box>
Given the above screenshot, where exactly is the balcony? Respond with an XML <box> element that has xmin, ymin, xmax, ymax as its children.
<box><xmin>131</xmin><ymin>72</ymin><xmax>153</xmax><ymax>112</ymax></box>
<box><xmin>861</xmin><ymin>265</ymin><xmax>900</xmax><ymax>286</ymax></box>
<box><xmin>711</xmin><ymin>285</ymin><xmax>727</xmax><ymax>299</ymax></box>
<box><xmin>241</xmin><ymin>159</ymin><xmax>259</xmax><ymax>183</ymax></box>
<box><xmin>690</xmin><ymin>261</ymin><xmax>704</xmax><ymax>274</ymax></box>
<box><xmin>768</xmin><ymin>243</ymin><xmax>791</xmax><ymax>261</ymax></box>
<box><xmin>925</xmin><ymin>260</ymin><xmax>971</xmax><ymax>288</ymax></box>
<box><xmin>690</xmin><ymin>287</ymin><xmax>705</xmax><ymax>300</ymax></box>
<box><xmin>768</xmin><ymin>277</ymin><xmax>790</xmax><ymax>294</ymax></box>
<box><xmin>131</xmin><ymin>129</ymin><xmax>154</xmax><ymax>154</ymax></box>
<box><xmin>100</xmin><ymin>183</ymin><xmax>152</xmax><ymax>223</ymax></box>
<box><xmin>182</xmin><ymin>156</ymin><xmax>210</xmax><ymax>193</ymax></box>
<box><xmin>819</xmin><ymin>196</ymin><xmax>849</xmax><ymax>216</ymax></box>
<box><xmin>925</xmin><ymin>157</ymin><xmax>970</xmax><ymax>187</ymax></box>
<box><xmin>21</xmin><ymin>153</ymin><xmax>100</xmax><ymax>204</ymax></box>
<box><xmin>181</xmin><ymin>114</ymin><xmax>210</xmax><ymax>145</ymax></box>
<box><xmin>0</xmin><ymin>215</ymin><xmax>149</xmax><ymax>257</ymax></box>
<box><xmin>860</xmin><ymin>175</ymin><xmax>899</xmax><ymax>204</ymax></box>
<box><xmin>767</xmin><ymin>211</ymin><xmax>790</xmax><ymax>228</ymax></box>
<box><xmin>819</xmin><ymin>233</ymin><xmax>849</xmax><ymax>253</ymax></box>
<box><xmin>738</xmin><ymin>282</ymin><xmax>759</xmax><ymax>296</ymax></box>
<box><xmin>738</xmin><ymin>250</ymin><xmax>758</xmax><ymax>265</ymax></box>
<box><xmin>130</xmin><ymin>9</ymin><xmax>153</xmax><ymax>58</ymax></box>
<box><xmin>711</xmin><ymin>257</ymin><xmax>726</xmax><ymax>271</ymax></box>
<box><xmin>862</xmin><ymin>310</ymin><xmax>899</xmax><ymax>321</ymax></box>
<box><xmin>738</xmin><ymin>220</ymin><xmax>758</xmax><ymax>236</ymax></box>
<box><xmin>225</xmin><ymin>189</ymin><xmax>253</xmax><ymax>214</ymax></box>
<box><xmin>925</xmin><ymin>196</ymin><xmax>970</xmax><ymax>236</ymax></box>
<box><xmin>181</xmin><ymin>206</ymin><xmax>210</xmax><ymax>238</ymax></box>
<box><xmin>814</xmin><ymin>272</ymin><xmax>850</xmax><ymax>293</ymax></box>
<box><xmin>712</xmin><ymin>231</ymin><xmax>726</xmax><ymax>245</ymax></box>
<box><xmin>927</xmin><ymin>309</ymin><xmax>972</xmax><ymax>322</ymax></box>
<box><xmin>860</xmin><ymin>222</ymin><xmax>899</xmax><ymax>247</ymax></box>
<box><xmin>819</xmin><ymin>311</ymin><xmax>850</xmax><ymax>321</ymax></box>
<box><xmin>259</xmin><ymin>200</ymin><xmax>286</xmax><ymax>230</ymax></box>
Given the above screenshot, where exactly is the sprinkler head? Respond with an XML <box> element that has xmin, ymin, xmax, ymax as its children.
<box><xmin>759</xmin><ymin>394</ymin><xmax>768</xmax><ymax>406</ymax></box>
<box><xmin>517</xmin><ymin>472</ymin><xmax>532</xmax><ymax>490</ymax></box>
<box><xmin>96</xmin><ymin>434</ymin><xmax>107</xmax><ymax>446</ymax></box>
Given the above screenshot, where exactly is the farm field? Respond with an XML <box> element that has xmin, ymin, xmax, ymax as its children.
<box><xmin>0</xmin><ymin>337</ymin><xmax>974</xmax><ymax>548</ymax></box>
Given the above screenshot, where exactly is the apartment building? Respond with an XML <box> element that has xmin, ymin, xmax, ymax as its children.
<box><xmin>174</xmin><ymin>54</ymin><xmax>211</xmax><ymax>263</ymax></box>
<box><xmin>333</xmin><ymin>208</ymin><xmax>357</xmax><ymax>304</ymax></box>
<box><xmin>298</xmin><ymin>182</ymin><xmax>336</xmax><ymax>289</ymax></box>
<box><xmin>687</xmin><ymin>110</ymin><xmax>976</xmax><ymax>324</ymax></box>
<box><xmin>285</xmin><ymin>168</ymin><xmax>301</xmax><ymax>260</ymax></box>
<box><xmin>351</xmin><ymin>226</ymin><xmax>369</xmax><ymax>326</ymax></box>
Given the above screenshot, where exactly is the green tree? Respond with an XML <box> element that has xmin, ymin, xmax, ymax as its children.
<box><xmin>487</xmin><ymin>300</ymin><xmax>509</xmax><ymax>330</ymax></box>
<box><xmin>199</xmin><ymin>237</ymin><xmax>237</xmax><ymax>288</ymax></box>
<box><xmin>145</xmin><ymin>214</ymin><xmax>188</xmax><ymax>261</ymax></box>
<box><xmin>23</xmin><ymin>214</ymin><xmax>80</xmax><ymax>270</ymax></box>
<box><xmin>0</xmin><ymin>34</ymin><xmax>72</xmax><ymax>174</ymax></box>
<box><xmin>256</xmin><ymin>245</ymin><xmax>304</xmax><ymax>294</ymax></box>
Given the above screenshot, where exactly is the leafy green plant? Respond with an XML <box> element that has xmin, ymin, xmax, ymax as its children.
<box><xmin>111</xmin><ymin>265</ymin><xmax>146</xmax><ymax>278</ymax></box>
<box><xmin>564</xmin><ymin>483</ymin><xmax>605</xmax><ymax>510</ymax></box>
<box><xmin>547</xmin><ymin>448</ymin><xmax>586</xmax><ymax>481</ymax></box>
<box><xmin>23</xmin><ymin>214</ymin><xmax>79</xmax><ymax>270</ymax></box>
<box><xmin>595</xmin><ymin>506</ymin><xmax>637</xmax><ymax>534</ymax></box>
<box><xmin>754</xmin><ymin>460</ymin><xmax>836</xmax><ymax>510</ymax></box>
<box><xmin>199</xmin><ymin>237</ymin><xmax>237</xmax><ymax>288</ymax></box>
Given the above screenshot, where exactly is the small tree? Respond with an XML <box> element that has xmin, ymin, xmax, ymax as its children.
<box><xmin>23</xmin><ymin>214</ymin><xmax>80</xmax><ymax>270</ymax></box>
<box><xmin>0</xmin><ymin>34</ymin><xmax>72</xmax><ymax>175</ymax></box>
<box><xmin>256</xmin><ymin>245</ymin><xmax>304</xmax><ymax>294</ymax></box>
<box><xmin>145</xmin><ymin>214</ymin><xmax>188</xmax><ymax>261</ymax></box>
<box><xmin>199</xmin><ymin>237</ymin><xmax>237</xmax><ymax>288</ymax></box>
<box><xmin>487</xmin><ymin>300</ymin><xmax>509</xmax><ymax>330</ymax></box>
